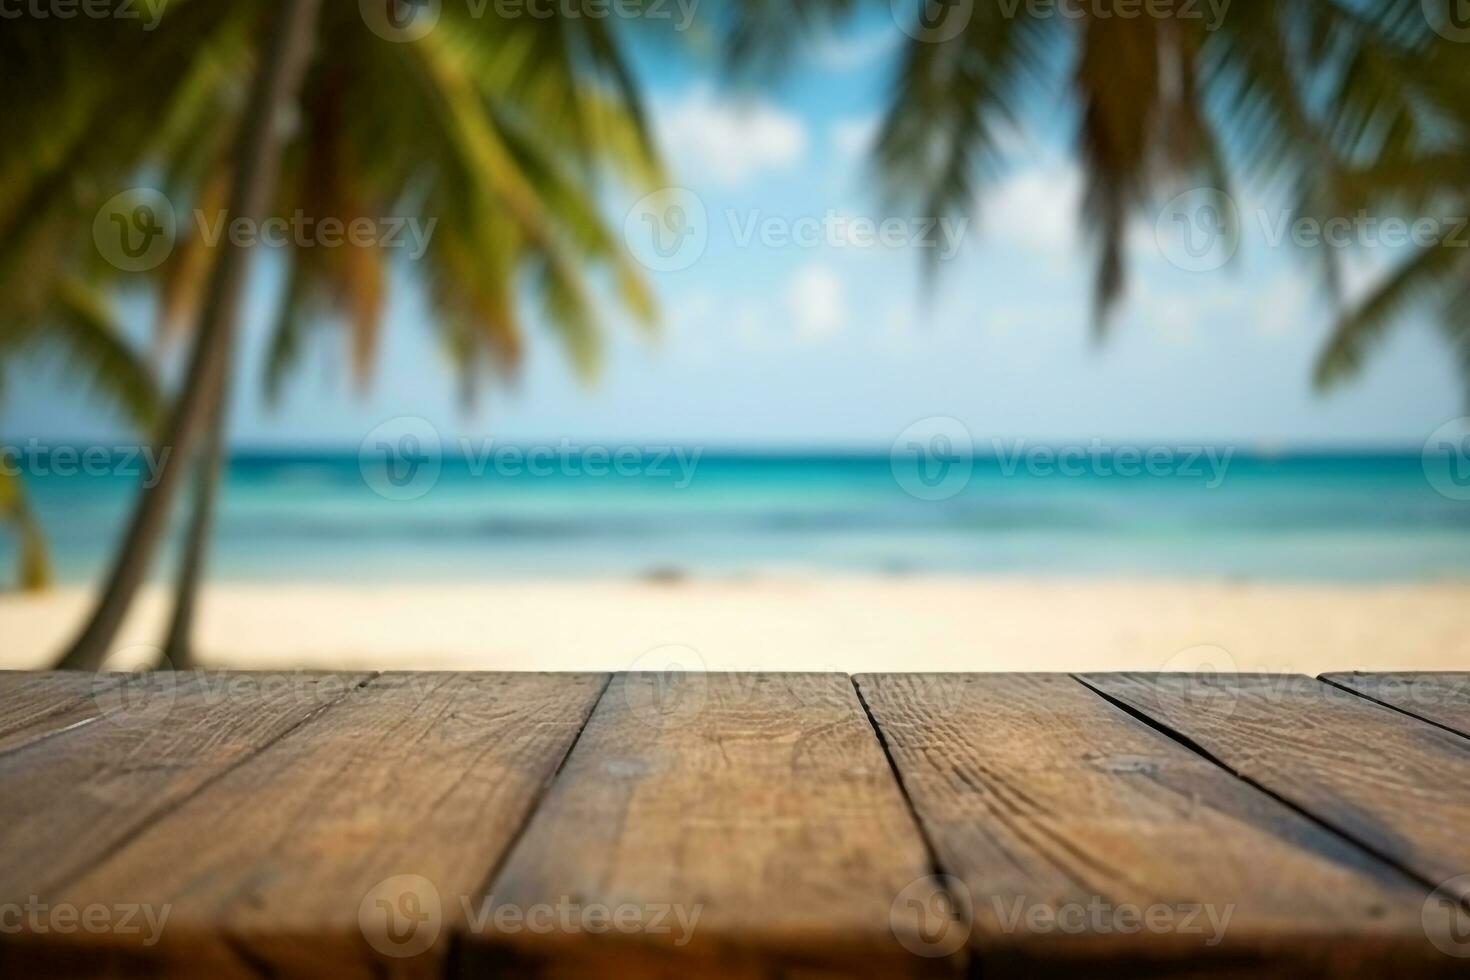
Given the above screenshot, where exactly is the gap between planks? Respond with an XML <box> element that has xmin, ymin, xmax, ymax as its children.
<box><xmin>6</xmin><ymin>671</ymin><xmax>1468</xmax><ymax>979</ymax></box>
<box><xmin>1075</xmin><ymin>672</ymin><xmax>1470</xmax><ymax>916</ymax></box>
<box><xmin>1318</xmin><ymin>673</ymin><xmax>1470</xmax><ymax>744</ymax></box>
<box><xmin>444</xmin><ymin>672</ymin><xmax>615</xmax><ymax>978</ymax></box>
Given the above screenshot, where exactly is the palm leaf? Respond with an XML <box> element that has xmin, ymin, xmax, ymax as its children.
<box><xmin>1</xmin><ymin>278</ymin><xmax>161</xmax><ymax>434</ymax></box>
<box><xmin>1314</xmin><ymin>230</ymin><xmax>1470</xmax><ymax>389</ymax></box>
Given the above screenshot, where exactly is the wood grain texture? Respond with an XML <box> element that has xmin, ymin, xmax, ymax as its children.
<box><xmin>1083</xmin><ymin>673</ymin><xmax>1470</xmax><ymax>908</ymax></box>
<box><xmin>462</xmin><ymin>672</ymin><xmax>955</xmax><ymax>979</ymax></box>
<box><xmin>0</xmin><ymin>672</ymin><xmax>371</xmax><ymax>902</ymax></box>
<box><xmin>0</xmin><ymin>671</ymin><xmax>124</xmax><ymax>755</ymax></box>
<box><xmin>0</xmin><ymin>672</ymin><xmax>608</xmax><ymax>980</ymax></box>
<box><xmin>856</xmin><ymin>673</ymin><xmax>1455</xmax><ymax>977</ymax></box>
<box><xmin>1323</xmin><ymin>672</ymin><xmax>1470</xmax><ymax>739</ymax></box>
<box><xmin>6</xmin><ymin>671</ymin><xmax>1470</xmax><ymax>977</ymax></box>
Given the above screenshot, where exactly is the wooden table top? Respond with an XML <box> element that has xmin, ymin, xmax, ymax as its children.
<box><xmin>2</xmin><ymin>670</ymin><xmax>1469</xmax><ymax>977</ymax></box>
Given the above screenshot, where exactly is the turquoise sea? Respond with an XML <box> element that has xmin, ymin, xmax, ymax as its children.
<box><xmin>6</xmin><ymin>450</ymin><xmax>1470</xmax><ymax>586</ymax></box>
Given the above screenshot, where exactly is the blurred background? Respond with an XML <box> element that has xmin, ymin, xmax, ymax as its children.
<box><xmin>3</xmin><ymin>0</ymin><xmax>1469</xmax><ymax>673</ymax></box>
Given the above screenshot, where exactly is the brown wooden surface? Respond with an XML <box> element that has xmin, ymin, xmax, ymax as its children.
<box><xmin>0</xmin><ymin>671</ymin><xmax>122</xmax><ymax>755</ymax></box>
<box><xmin>6</xmin><ymin>672</ymin><xmax>608</xmax><ymax>979</ymax></box>
<box><xmin>855</xmin><ymin>673</ymin><xmax>1450</xmax><ymax>977</ymax></box>
<box><xmin>1082</xmin><ymin>673</ymin><xmax>1470</xmax><ymax>904</ymax></box>
<box><xmin>1322</xmin><ymin>672</ymin><xmax>1470</xmax><ymax>739</ymax></box>
<box><xmin>2</xmin><ymin>670</ymin><xmax>1469</xmax><ymax>977</ymax></box>
<box><xmin>462</xmin><ymin>672</ymin><xmax>952</xmax><ymax>978</ymax></box>
<box><xmin>0</xmin><ymin>671</ymin><xmax>105</xmax><ymax>736</ymax></box>
<box><xmin>0</xmin><ymin>672</ymin><xmax>371</xmax><ymax>900</ymax></box>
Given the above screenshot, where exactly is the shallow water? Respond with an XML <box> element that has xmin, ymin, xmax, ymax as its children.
<box><xmin>9</xmin><ymin>450</ymin><xmax>1470</xmax><ymax>585</ymax></box>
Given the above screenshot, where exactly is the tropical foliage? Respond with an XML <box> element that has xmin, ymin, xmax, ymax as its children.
<box><xmin>3</xmin><ymin>2</ymin><xmax>662</xmax><ymax>396</ymax></box>
<box><xmin>5</xmin><ymin>0</ymin><xmax>1468</xmax><ymax>635</ymax></box>
<box><xmin>1311</xmin><ymin>46</ymin><xmax>1470</xmax><ymax>397</ymax></box>
<box><xmin>0</xmin><ymin>1</ymin><xmax>664</xmax><ymax>603</ymax></box>
<box><xmin>737</xmin><ymin>0</ymin><xmax>1470</xmax><ymax>393</ymax></box>
<box><xmin>0</xmin><ymin>283</ymin><xmax>160</xmax><ymax>590</ymax></box>
<box><xmin>151</xmin><ymin>4</ymin><xmax>663</xmax><ymax>397</ymax></box>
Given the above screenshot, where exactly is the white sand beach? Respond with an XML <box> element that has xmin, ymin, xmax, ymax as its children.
<box><xmin>2</xmin><ymin>576</ymin><xmax>1467</xmax><ymax>674</ymax></box>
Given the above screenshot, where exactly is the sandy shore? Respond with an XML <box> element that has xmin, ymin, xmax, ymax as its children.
<box><xmin>2</xmin><ymin>576</ymin><xmax>1467</xmax><ymax>674</ymax></box>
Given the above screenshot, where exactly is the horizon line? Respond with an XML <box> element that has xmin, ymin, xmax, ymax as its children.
<box><xmin>3</xmin><ymin>440</ymin><xmax>1438</xmax><ymax>459</ymax></box>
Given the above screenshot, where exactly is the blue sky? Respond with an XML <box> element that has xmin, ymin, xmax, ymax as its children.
<box><xmin>6</xmin><ymin>12</ymin><xmax>1462</xmax><ymax>450</ymax></box>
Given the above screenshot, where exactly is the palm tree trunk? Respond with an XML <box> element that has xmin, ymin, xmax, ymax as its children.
<box><xmin>0</xmin><ymin>471</ymin><xmax>53</xmax><ymax>591</ymax></box>
<box><xmin>160</xmin><ymin>362</ymin><xmax>230</xmax><ymax>670</ymax></box>
<box><xmin>15</xmin><ymin>482</ymin><xmax>52</xmax><ymax>592</ymax></box>
<box><xmin>55</xmin><ymin>0</ymin><xmax>323</xmax><ymax>670</ymax></box>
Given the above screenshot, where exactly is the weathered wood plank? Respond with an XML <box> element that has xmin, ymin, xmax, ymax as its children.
<box><xmin>857</xmin><ymin>673</ymin><xmax>1457</xmax><ymax>976</ymax></box>
<box><xmin>0</xmin><ymin>671</ymin><xmax>101</xmax><ymax>732</ymax></box>
<box><xmin>2</xmin><ymin>672</ymin><xmax>608</xmax><ymax>979</ymax></box>
<box><xmin>0</xmin><ymin>672</ymin><xmax>371</xmax><ymax>902</ymax></box>
<box><xmin>1323</xmin><ymin>672</ymin><xmax>1470</xmax><ymax>739</ymax></box>
<box><xmin>6</xmin><ymin>671</ymin><xmax>1469</xmax><ymax>976</ymax></box>
<box><xmin>0</xmin><ymin>671</ymin><xmax>124</xmax><ymax>755</ymax></box>
<box><xmin>1082</xmin><ymin>673</ymin><xmax>1470</xmax><ymax>910</ymax></box>
<box><xmin>462</xmin><ymin>672</ymin><xmax>954</xmax><ymax>978</ymax></box>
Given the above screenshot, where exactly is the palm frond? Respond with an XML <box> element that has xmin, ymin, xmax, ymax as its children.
<box><xmin>1315</xmin><ymin>230</ymin><xmax>1470</xmax><ymax>389</ymax></box>
<box><xmin>263</xmin><ymin>256</ymin><xmax>314</xmax><ymax>407</ymax></box>
<box><xmin>1</xmin><ymin>278</ymin><xmax>161</xmax><ymax>434</ymax></box>
<box><xmin>876</xmin><ymin>5</ymin><xmax>1051</xmax><ymax>228</ymax></box>
<box><xmin>1076</xmin><ymin>13</ymin><xmax>1167</xmax><ymax>325</ymax></box>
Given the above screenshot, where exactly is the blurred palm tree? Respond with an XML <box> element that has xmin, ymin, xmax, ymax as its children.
<box><xmin>1312</xmin><ymin>56</ymin><xmax>1470</xmax><ymax>395</ymax></box>
<box><xmin>732</xmin><ymin>0</ymin><xmax>1468</xmax><ymax>382</ymax></box>
<box><xmin>1</xmin><ymin>16</ymin><xmax>179</xmax><ymax>593</ymax></box>
<box><xmin>0</xmin><ymin>282</ymin><xmax>161</xmax><ymax>590</ymax></box>
<box><xmin>4</xmin><ymin>0</ymin><xmax>321</xmax><ymax>670</ymax></box>
<box><xmin>150</xmin><ymin>8</ymin><xmax>661</xmax><ymax>667</ymax></box>
<box><xmin>2</xmin><ymin>1</ymin><xmax>661</xmax><ymax>667</ymax></box>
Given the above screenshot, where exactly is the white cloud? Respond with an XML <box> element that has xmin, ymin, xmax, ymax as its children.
<box><xmin>982</xmin><ymin>155</ymin><xmax>1169</xmax><ymax>258</ymax></box>
<box><xmin>991</xmin><ymin>122</ymin><xmax>1041</xmax><ymax>159</ymax></box>
<box><xmin>786</xmin><ymin>265</ymin><xmax>847</xmax><ymax>341</ymax></box>
<box><xmin>985</xmin><ymin>163</ymin><xmax>1083</xmax><ymax>253</ymax></box>
<box><xmin>812</xmin><ymin>29</ymin><xmax>900</xmax><ymax>71</ymax></box>
<box><xmin>1126</xmin><ymin>271</ymin><xmax>1322</xmax><ymax>347</ymax></box>
<box><xmin>657</xmin><ymin>86</ymin><xmax>806</xmax><ymax>188</ymax></box>
<box><xmin>830</xmin><ymin>116</ymin><xmax>879</xmax><ymax>162</ymax></box>
<box><xmin>1140</xmin><ymin>292</ymin><xmax>1208</xmax><ymax>346</ymax></box>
